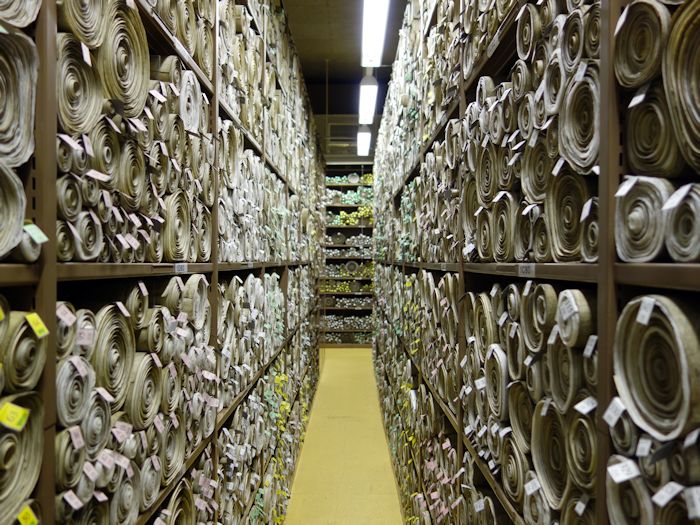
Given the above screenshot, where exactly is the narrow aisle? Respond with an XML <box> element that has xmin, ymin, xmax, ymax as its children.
<box><xmin>286</xmin><ymin>347</ymin><xmax>403</xmax><ymax>525</ymax></box>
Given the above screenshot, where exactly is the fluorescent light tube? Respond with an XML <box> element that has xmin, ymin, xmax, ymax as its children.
<box><xmin>357</xmin><ymin>126</ymin><xmax>372</xmax><ymax>157</ymax></box>
<box><xmin>362</xmin><ymin>0</ymin><xmax>390</xmax><ymax>67</ymax></box>
<box><xmin>359</xmin><ymin>74</ymin><xmax>378</xmax><ymax>125</ymax></box>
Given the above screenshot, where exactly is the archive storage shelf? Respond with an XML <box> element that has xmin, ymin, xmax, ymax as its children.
<box><xmin>0</xmin><ymin>0</ymin><xmax>323</xmax><ymax>523</ymax></box>
<box><xmin>372</xmin><ymin>0</ymin><xmax>700</xmax><ymax>523</ymax></box>
<box><xmin>321</xmin><ymin>166</ymin><xmax>375</xmax><ymax>347</ymax></box>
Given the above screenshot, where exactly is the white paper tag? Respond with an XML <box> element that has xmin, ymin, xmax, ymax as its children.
<box><xmin>615</xmin><ymin>5</ymin><xmax>629</xmax><ymax>36</ymax></box>
<box><xmin>628</xmin><ymin>83</ymin><xmax>650</xmax><ymax>109</ymax></box>
<box><xmin>57</xmin><ymin>304</ymin><xmax>77</xmax><ymax>327</ymax></box>
<box><xmin>174</xmin><ymin>263</ymin><xmax>188</xmax><ymax>274</ymax></box>
<box><xmin>616</xmin><ymin>177</ymin><xmax>638</xmax><ymax>198</ymax></box>
<box><xmin>574</xmin><ymin>494</ymin><xmax>590</xmax><ymax>516</ymax></box>
<box><xmin>95</xmin><ymin>387</ymin><xmax>115</xmax><ymax>404</ymax></box>
<box><xmin>684</xmin><ymin>429</ymin><xmax>700</xmax><ymax>449</ymax></box>
<box><xmin>636</xmin><ymin>297</ymin><xmax>656</xmax><ymax>326</ymax></box>
<box><xmin>63</xmin><ymin>490</ymin><xmax>84</xmax><ymax>510</ymax></box>
<box><xmin>580</xmin><ymin>198</ymin><xmax>594</xmax><ymax>221</ymax></box>
<box><xmin>69</xmin><ymin>356</ymin><xmax>88</xmax><ymax>378</ymax></box>
<box><xmin>475</xmin><ymin>377</ymin><xmax>486</xmax><ymax>391</ymax></box>
<box><xmin>68</xmin><ymin>425</ymin><xmax>84</xmax><ymax>449</ymax></box>
<box><xmin>663</xmin><ymin>184</ymin><xmax>693</xmax><ymax>212</ymax></box>
<box><xmin>83</xmin><ymin>461</ymin><xmax>98</xmax><ymax>481</ymax></box>
<box><xmin>560</xmin><ymin>299</ymin><xmax>578</xmax><ymax>321</ymax></box>
<box><xmin>574</xmin><ymin>396</ymin><xmax>597</xmax><ymax>415</ymax></box>
<box><xmin>583</xmin><ymin>335</ymin><xmax>598</xmax><ymax>358</ymax></box>
<box><xmin>608</xmin><ymin>458</ymin><xmax>641</xmax><ymax>483</ymax></box>
<box><xmin>684</xmin><ymin>487</ymin><xmax>700</xmax><ymax>519</ymax></box>
<box><xmin>603</xmin><ymin>397</ymin><xmax>626</xmax><ymax>427</ymax></box>
<box><xmin>552</xmin><ymin>158</ymin><xmax>566</xmax><ymax>176</ymax></box>
<box><xmin>77</xmin><ymin>327</ymin><xmax>95</xmax><ymax>347</ymax></box>
<box><xmin>637</xmin><ymin>436</ymin><xmax>653</xmax><ymax>457</ymax></box>
<box><xmin>525</xmin><ymin>478</ymin><xmax>541</xmax><ymax>496</ymax></box>
<box><xmin>23</xmin><ymin>224</ymin><xmax>49</xmax><ymax>244</ymax></box>
<box><xmin>540</xmin><ymin>398</ymin><xmax>552</xmax><ymax>417</ymax></box>
<box><xmin>574</xmin><ymin>61</ymin><xmax>587</xmax><ymax>82</ymax></box>
<box><xmin>653</xmin><ymin>481</ymin><xmax>684</xmax><ymax>508</ymax></box>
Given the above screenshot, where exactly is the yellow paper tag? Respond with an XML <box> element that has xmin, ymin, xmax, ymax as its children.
<box><xmin>0</xmin><ymin>305</ymin><xmax>4</xmax><ymax>322</ymax></box>
<box><xmin>17</xmin><ymin>505</ymin><xmax>39</xmax><ymax>525</ymax></box>
<box><xmin>25</xmin><ymin>313</ymin><xmax>48</xmax><ymax>339</ymax></box>
<box><xmin>0</xmin><ymin>402</ymin><xmax>30</xmax><ymax>432</ymax></box>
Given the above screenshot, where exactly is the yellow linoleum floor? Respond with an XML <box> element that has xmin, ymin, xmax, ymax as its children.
<box><xmin>286</xmin><ymin>347</ymin><xmax>403</xmax><ymax>525</ymax></box>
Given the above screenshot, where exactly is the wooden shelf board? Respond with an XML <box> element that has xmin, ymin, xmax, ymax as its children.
<box><xmin>320</xmin><ymin>291</ymin><xmax>373</xmax><ymax>296</ymax></box>
<box><xmin>322</xmin><ymin>343</ymin><xmax>372</xmax><ymax>348</ymax></box>
<box><xmin>325</xmin><ymin>203</ymin><xmax>371</xmax><ymax>209</ymax></box>
<box><xmin>320</xmin><ymin>276</ymin><xmax>373</xmax><ymax>281</ymax></box>
<box><xmin>325</xmin><ymin>184</ymin><xmax>373</xmax><ymax>189</ymax></box>
<box><xmin>614</xmin><ymin>263</ymin><xmax>700</xmax><ymax>291</ymax></box>
<box><xmin>57</xmin><ymin>263</ymin><xmax>214</xmax><ymax>282</ymax></box>
<box><xmin>463</xmin><ymin>262</ymin><xmax>599</xmax><ymax>283</ymax></box>
<box><xmin>325</xmin><ymin>225</ymin><xmax>374</xmax><ymax>230</ymax></box>
<box><xmin>324</xmin><ymin>256</ymin><xmax>373</xmax><ymax>261</ymax></box>
<box><xmin>323</xmin><ymin>307</ymin><xmax>374</xmax><ymax>312</ymax></box>
<box><xmin>0</xmin><ymin>264</ymin><xmax>41</xmax><ymax>286</ymax></box>
<box><xmin>320</xmin><ymin>328</ymin><xmax>373</xmax><ymax>333</ymax></box>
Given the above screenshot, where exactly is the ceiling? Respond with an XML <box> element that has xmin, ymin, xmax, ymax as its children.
<box><xmin>285</xmin><ymin>0</ymin><xmax>406</xmax><ymax>116</ymax></box>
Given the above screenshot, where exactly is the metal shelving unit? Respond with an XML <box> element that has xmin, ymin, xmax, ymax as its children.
<box><xmin>371</xmin><ymin>0</ymin><xmax>700</xmax><ymax>521</ymax></box>
<box><xmin>321</xmin><ymin>166</ymin><xmax>375</xmax><ymax>346</ymax></box>
<box><xmin>1</xmin><ymin>1</ymin><xmax>324</xmax><ymax>523</ymax></box>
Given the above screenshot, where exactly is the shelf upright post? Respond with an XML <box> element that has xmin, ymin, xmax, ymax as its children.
<box><xmin>33</xmin><ymin>0</ymin><xmax>58</xmax><ymax>519</ymax></box>
<box><xmin>211</xmin><ymin>3</ymin><xmax>222</xmax><ymax>523</ymax></box>
<box><xmin>597</xmin><ymin>0</ymin><xmax>626</xmax><ymax>520</ymax></box>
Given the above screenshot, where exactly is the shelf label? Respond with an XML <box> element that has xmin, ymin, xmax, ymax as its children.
<box><xmin>174</xmin><ymin>263</ymin><xmax>189</xmax><ymax>274</ymax></box>
<box><xmin>518</xmin><ymin>264</ymin><xmax>535</xmax><ymax>278</ymax></box>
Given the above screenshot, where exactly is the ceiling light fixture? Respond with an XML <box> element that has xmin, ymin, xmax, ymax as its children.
<box><xmin>359</xmin><ymin>73</ymin><xmax>378</xmax><ymax>125</ymax></box>
<box><xmin>361</xmin><ymin>0</ymin><xmax>390</xmax><ymax>68</ymax></box>
<box><xmin>357</xmin><ymin>126</ymin><xmax>372</xmax><ymax>157</ymax></box>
